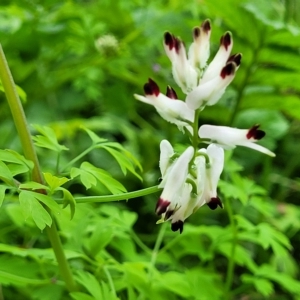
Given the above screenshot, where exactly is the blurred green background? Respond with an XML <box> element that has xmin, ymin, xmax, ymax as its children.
<box><xmin>1</xmin><ymin>0</ymin><xmax>300</xmax><ymax>299</ymax></box>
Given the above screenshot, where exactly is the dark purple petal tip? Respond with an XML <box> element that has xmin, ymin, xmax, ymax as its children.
<box><xmin>166</xmin><ymin>86</ymin><xmax>178</xmax><ymax>99</ymax></box>
<box><xmin>171</xmin><ymin>220</ymin><xmax>184</xmax><ymax>234</ymax></box>
<box><xmin>164</xmin><ymin>32</ymin><xmax>174</xmax><ymax>48</ymax></box>
<box><xmin>155</xmin><ymin>198</ymin><xmax>171</xmax><ymax>215</ymax></box>
<box><xmin>220</xmin><ymin>32</ymin><xmax>232</xmax><ymax>50</ymax></box>
<box><xmin>164</xmin><ymin>32</ymin><xmax>181</xmax><ymax>53</ymax></box>
<box><xmin>220</xmin><ymin>62</ymin><xmax>236</xmax><ymax>79</ymax></box>
<box><xmin>207</xmin><ymin>197</ymin><xmax>223</xmax><ymax>210</ymax></box>
<box><xmin>144</xmin><ymin>78</ymin><xmax>160</xmax><ymax>97</ymax></box>
<box><xmin>227</xmin><ymin>53</ymin><xmax>242</xmax><ymax>66</ymax></box>
<box><xmin>201</xmin><ymin>19</ymin><xmax>211</xmax><ymax>32</ymax></box>
<box><xmin>246</xmin><ymin>125</ymin><xmax>265</xmax><ymax>140</ymax></box>
<box><xmin>193</xmin><ymin>27</ymin><xmax>201</xmax><ymax>38</ymax></box>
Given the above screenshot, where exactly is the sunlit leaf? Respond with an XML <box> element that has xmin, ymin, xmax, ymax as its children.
<box><xmin>32</xmin><ymin>125</ymin><xmax>69</xmax><ymax>152</ymax></box>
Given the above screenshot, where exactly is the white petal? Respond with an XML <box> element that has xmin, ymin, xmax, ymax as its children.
<box><xmin>186</xmin><ymin>76</ymin><xmax>222</xmax><ymax>110</ymax></box>
<box><xmin>199</xmin><ymin>125</ymin><xmax>248</xmax><ymax>146</ymax></box>
<box><xmin>188</xmin><ymin>21</ymin><xmax>211</xmax><ymax>69</ymax></box>
<box><xmin>199</xmin><ymin>125</ymin><xmax>275</xmax><ymax>156</ymax></box>
<box><xmin>201</xmin><ymin>32</ymin><xmax>233</xmax><ymax>84</ymax></box>
<box><xmin>207</xmin><ymin>144</ymin><xmax>224</xmax><ymax>194</ymax></box>
<box><xmin>134</xmin><ymin>94</ymin><xmax>153</xmax><ymax>105</ymax></box>
<box><xmin>237</xmin><ymin>141</ymin><xmax>276</xmax><ymax>157</ymax></box>
<box><xmin>170</xmin><ymin>184</ymin><xmax>197</xmax><ymax>222</ymax></box>
<box><xmin>159</xmin><ymin>146</ymin><xmax>194</xmax><ymax>204</ymax></box>
<box><xmin>159</xmin><ymin>140</ymin><xmax>174</xmax><ymax>177</ymax></box>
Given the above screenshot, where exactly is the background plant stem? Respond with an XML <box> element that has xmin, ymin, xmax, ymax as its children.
<box><xmin>224</xmin><ymin>196</ymin><xmax>237</xmax><ymax>299</ymax></box>
<box><xmin>0</xmin><ymin>44</ymin><xmax>77</xmax><ymax>292</ymax></box>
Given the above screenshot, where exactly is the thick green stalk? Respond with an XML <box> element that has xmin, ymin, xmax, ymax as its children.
<box><xmin>0</xmin><ymin>44</ymin><xmax>77</xmax><ymax>292</ymax></box>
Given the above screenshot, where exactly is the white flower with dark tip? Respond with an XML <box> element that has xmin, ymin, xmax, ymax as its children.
<box><xmin>163</xmin><ymin>19</ymin><xmax>242</xmax><ymax>109</ymax></box>
<box><xmin>199</xmin><ymin>124</ymin><xmax>275</xmax><ymax>157</ymax></box>
<box><xmin>155</xmin><ymin>141</ymin><xmax>225</xmax><ymax>234</ymax></box>
<box><xmin>195</xmin><ymin>144</ymin><xmax>225</xmax><ymax>210</ymax></box>
<box><xmin>155</xmin><ymin>146</ymin><xmax>194</xmax><ymax>233</ymax></box>
<box><xmin>134</xmin><ymin>78</ymin><xmax>194</xmax><ymax>132</ymax></box>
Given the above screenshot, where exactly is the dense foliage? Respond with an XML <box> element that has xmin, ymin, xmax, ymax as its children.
<box><xmin>0</xmin><ymin>0</ymin><xmax>300</xmax><ymax>299</ymax></box>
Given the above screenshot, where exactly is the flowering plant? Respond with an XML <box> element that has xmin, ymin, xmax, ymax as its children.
<box><xmin>135</xmin><ymin>20</ymin><xmax>275</xmax><ymax>233</ymax></box>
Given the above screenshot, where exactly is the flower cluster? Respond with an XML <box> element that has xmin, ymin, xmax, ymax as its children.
<box><xmin>134</xmin><ymin>20</ymin><xmax>275</xmax><ymax>233</ymax></box>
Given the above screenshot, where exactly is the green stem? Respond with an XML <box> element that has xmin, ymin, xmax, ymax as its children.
<box><xmin>192</xmin><ymin>109</ymin><xmax>200</xmax><ymax>156</ymax></box>
<box><xmin>0</xmin><ymin>44</ymin><xmax>77</xmax><ymax>292</ymax></box>
<box><xmin>0</xmin><ymin>45</ymin><xmax>43</xmax><ymax>184</ymax></box>
<box><xmin>103</xmin><ymin>267</ymin><xmax>116</xmax><ymax>296</ymax></box>
<box><xmin>60</xmin><ymin>145</ymin><xmax>95</xmax><ymax>172</ymax></box>
<box><xmin>55</xmin><ymin>185</ymin><xmax>161</xmax><ymax>204</ymax></box>
<box><xmin>46</xmin><ymin>220</ymin><xmax>77</xmax><ymax>290</ymax></box>
<box><xmin>224</xmin><ymin>197</ymin><xmax>237</xmax><ymax>298</ymax></box>
<box><xmin>149</xmin><ymin>222</ymin><xmax>167</xmax><ymax>281</ymax></box>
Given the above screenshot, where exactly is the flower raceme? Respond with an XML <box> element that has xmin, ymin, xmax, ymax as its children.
<box><xmin>156</xmin><ymin>141</ymin><xmax>225</xmax><ymax>233</ymax></box>
<box><xmin>135</xmin><ymin>19</ymin><xmax>241</xmax><ymax>132</ymax></box>
<box><xmin>163</xmin><ymin>20</ymin><xmax>241</xmax><ymax>109</ymax></box>
<box><xmin>134</xmin><ymin>20</ymin><xmax>275</xmax><ymax>233</ymax></box>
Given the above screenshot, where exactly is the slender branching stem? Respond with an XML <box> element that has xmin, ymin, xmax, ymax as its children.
<box><xmin>55</xmin><ymin>185</ymin><xmax>161</xmax><ymax>204</ymax></box>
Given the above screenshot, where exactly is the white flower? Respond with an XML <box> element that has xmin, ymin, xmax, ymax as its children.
<box><xmin>186</xmin><ymin>61</ymin><xmax>238</xmax><ymax>109</ymax></box>
<box><xmin>156</xmin><ymin>142</ymin><xmax>224</xmax><ymax>234</ymax></box>
<box><xmin>195</xmin><ymin>144</ymin><xmax>224</xmax><ymax>210</ymax></box>
<box><xmin>188</xmin><ymin>19</ymin><xmax>211</xmax><ymax>70</ymax></box>
<box><xmin>163</xmin><ymin>32</ymin><xmax>198</xmax><ymax>93</ymax></box>
<box><xmin>134</xmin><ymin>78</ymin><xmax>194</xmax><ymax>132</ymax></box>
<box><xmin>199</xmin><ymin>124</ymin><xmax>275</xmax><ymax>157</ymax></box>
<box><xmin>155</xmin><ymin>146</ymin><xmax>194</xmax><ymax>233</ymax></box>
<box><xmin>163</xmin><ymin>20</ymin><xmax>241</xmax><ymax>110</ymax></box>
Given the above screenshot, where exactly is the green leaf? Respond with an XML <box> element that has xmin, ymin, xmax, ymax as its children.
<box><xmin>71</xmin><ymin>167</ymin><xmax>97</xmax><ymax>189</ymax></box>
<box><xmin>217</xmin><ymin>242</ymin><xmax>257</xmax><ymax>272</ymax></box>
<box><xmin>43</xmin><ymin>172</ymin><xmax>69</xmax><ymax>193</ymax></box>
<box><xmin>88</xmin><ymin>223</ymin><xmax>114</xmax><ymax>257</ymax></box>
<box><xmin>19</xmin><ymin>182</ymin><xmax>49</xmax><ymax>191</ymax></box>
<box><xmin>0</xmin><ymin>160</ymin><xmax>15</xmax><ymax>186</ymax></box>
<box><xmin>123</xmin><ymin>262</ymin><xmax>150</xmax><ymax>295</ymax></box>
<box><xmin>257</xmin><ymin>265</ymin><xmax>300</xmax><ymax>295</ymax></box>
<box><xmin>235</xmin><ymin>215</ymin><xmax>256</xmax><ymax>231</ymax></box>
<box><xmin>70</xmin><ymin>293</ymin><xmax>95</xmax><ymax>300</ymax></box>
<box><xmin>33</xmin><ymin>192</ymin><xmax>62</xmax><ymax>215</ymax></box>
<box><xmin>0</xmin><ymin>149</ymin><xmax>34</xmax><ymax>170</ymax></box>
<box><xmin>98</xmin><ymin>143</ymin><xmax>142</xmax><ymax>180</ymax></box>
<box><xmin>32</xmin><ymin>124</ymin><xmax>69</xmax><ymax>152</ymax></box>
<box><xmin>8</xmin><ymin>164</ymin><xmax>30</xmax><ymax>176</ymax></box>
<box><xmin>0</xmin><ymin>270</ymin><xmax>48</xmax><ymax>286</ymax></box>
<box><xmin>19</xmin><ymin>191</ymin><xmax>53</xmax><ymax>230</ymax></box>
<box><xmin>72</xmin><ymin>162</ymin><xmax>126</xmax><ymax>193</ymax></box>
<box><xmin>159</xmin><ymin>271</ymin><xmax>191</xmax><ymax>297</ymax></box>
<box><xmin>74</xmin><ymin>271</ymin><xmax>112</xmax><ymax>300</ymax></box>
<box><xmin>31</xmin><ymin>200</ymin><xmax>52</xmax><ymax>230</ymax></box>
<box><xmin>60</xmin><ymin>187</ymin><xmax>76</xmax><ymax>220</ymax></box>
<box><xmin>257</xmin><ymin>223</ymin><xmax>292</xmax><ymax>251</ymax></box>
<box><xmin>82</xmin><ymin>127</ymin><xmax>107</xmax><ymax>144</ymax></box>
<box><xmin>0</xmin><ymin>185</ymin><xmax>7</xmax><ymax>208</ymax></box>
<box><xmin>242</xmin><ymin>274</ymin><xmax>274</xmax><ymax>297</ymax></box>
